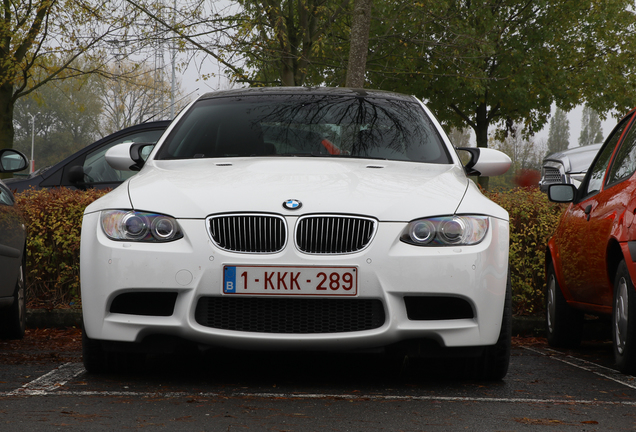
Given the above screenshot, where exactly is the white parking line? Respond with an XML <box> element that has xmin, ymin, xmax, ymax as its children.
<box><xmin>6</xmin><ymin>362</ymin><xmax>86</xmax><ymax>396</ymax></box>
<box><xmin>2</xmin><ymin>349</ymin><xmax>636</xmax><ymax>406</ymax></box>
<box><xmin>522</xmin><ymin>345</ymin><xmax>636</xmax><ymax>390</ymax></box>
<box><xmin>3</xmin><ymin>387</ymin><xmax>636</xmax><ymax>406</ymax></box>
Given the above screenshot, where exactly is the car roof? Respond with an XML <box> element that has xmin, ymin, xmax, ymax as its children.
<box><xmin>198</xmin><ymin>87</ymin><xmax>417</xmax><ymax>102</ymax></box>
<box><xmin>543</xmin><ymin>143</ymin><xmax>602</xmax><ymax>172</ymax></box>
<box><xmin>547</xmin><ymin>143</ymin><xmax>603</xmax><ymax>158</ymax></box>
<box><xmin>6</xmin><ymin>120</ymin><xmax>171</xmax><ymax>185</ymax></box>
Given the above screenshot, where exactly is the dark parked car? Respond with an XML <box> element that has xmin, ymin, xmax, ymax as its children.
<box><xmin>546</xmin><ymin>107</ymin><xmax>636</xmax><ymax>373</ymax></box>
<box><xmin>5</xmin><ymin>121</ymin><xmax>170</xmax><ymax>192</ymax></box>
<box><xmin>0</xmin><ymin>148</ymin><xmax>29</xmax><ymax>339</ymax></box>
<box><xmin>539</xmin><ymin>143</ymin><xmax>602</xmax><ymax>191</ymax></box>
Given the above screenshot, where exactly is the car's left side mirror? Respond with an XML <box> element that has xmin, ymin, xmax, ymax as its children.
<box><xmin>456</xmin><ymin>147</ymin><xmax>511</xmax><ymax>177</ymax></box>
<box><xmin>0</xmin><ymin>149</ymin><xmax>28</xmax><ymax>173</ymax></box>
<box><xmin>548</xmin><ymin>184</ymin><xmax>576</xmax><ymax>203</ymax></box>
<box><xmin>106</xmin><ymin>142</ymin><xmax>155</xmax><ymax>172</ymax></box>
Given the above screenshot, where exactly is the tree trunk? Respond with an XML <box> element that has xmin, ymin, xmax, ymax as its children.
<box><xmin>0</xmin><ymin>83</ymin><xmax>15</xmax><ymax>151</ymax></box>
<box><xmin>281</xmin><ymin>63</ymin><xmax>296</xmax><ymax>86</ymax></box>
<box><xmin>345</xmin><ymin>0</ymin><xmax>372</xmax><ymax>88</ymax></box>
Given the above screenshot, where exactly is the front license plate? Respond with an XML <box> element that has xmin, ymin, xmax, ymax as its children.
<box><xmin>223</xmin><ymin>265</ymin><xmax>358</xmax><ymax>296</ymax></box>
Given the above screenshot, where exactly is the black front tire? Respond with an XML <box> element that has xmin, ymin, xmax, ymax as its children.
<box><xmin>0</xmin><ymin>261</ymin><xmax>26</xmax><ymax>340</ymax></box>
<box><xmin>545</xmin><ymin>262</ymin><xmax>583</xmax><ymax>348</ymax></box>
<box><xmin>82</xmin><ymin>327</ymin><xmax>108</xmax><ymax>373</ymax></box>
<box><xmin>83</xmin><ymin>327</ymin><xmax>147</xmax><ymax>374</ymax></box>
<box><xmin>612</xmin><ymin>260</ymin><xmax>636</xmax><ymax>374</ymax></box>
<box><xmin>470</xmin><ymin>270</ymin><xmax>512</xmax><ymax>381</ymax></box>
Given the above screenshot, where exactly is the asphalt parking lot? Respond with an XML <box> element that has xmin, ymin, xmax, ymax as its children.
<box><xmin>1</xmin><ymin>328</ymin><xmax>636</xmax><ymax>431</ymax></box>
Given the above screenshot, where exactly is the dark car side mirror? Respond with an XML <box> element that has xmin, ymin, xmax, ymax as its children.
<box><xmin>68</xmin><ymin>165</ymin><xmax>91</xmax><ymax>191</ymax></box>
<box><xmin>0</xmin><ymin>149</ymin><xmax>28</xmax><ymax>173</ymax></box>
<box><xmin>548</xmin><ymin>184</ymin><xmax>576</xmax><ymax>203</ymax></box>
<box><xmin>68</xmin><ymin>165</ymin><xmax>85</xmax><ymax>184</ymax></box>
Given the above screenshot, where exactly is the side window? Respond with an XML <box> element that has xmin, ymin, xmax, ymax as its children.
<box><xmin>606</xmin><ymin>121</ymin><xmax>636</xmax><ymax>185</ymax></box>
<box><xmin>82</xmin><ymin>129</ymin><xmax>165</xmax><ymax>184</ymax></box>
<box><xmin>584</xmin><ymin>117</ymin><xmax>631</xmax><ymax>196</ymax></box>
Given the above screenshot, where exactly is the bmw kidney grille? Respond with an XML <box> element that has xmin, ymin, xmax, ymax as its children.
<box><xmin>208</xmin><ymin>214</ymin><xmax>287</xmax><ymax>253</ymax></box>
<box><xmin>207</xmin><ymin>214</ymin><xmax>376</xmax><ymax>254</ymax></box>
<box><xmin>295</xmin><ymin>215</ymin><xmax>376</xmax><ymax>254</ymax></box>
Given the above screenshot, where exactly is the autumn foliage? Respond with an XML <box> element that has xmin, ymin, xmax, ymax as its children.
<box><xmin>15</xmin><ymin>188</ymin><xmax>109</xmax><ymax>308</ymax></box>
<box><xmin>487</xmin><ymin>187</ymin><xmax>566</xmax><ymax>315</ymax></box>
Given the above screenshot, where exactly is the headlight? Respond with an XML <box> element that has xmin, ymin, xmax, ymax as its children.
<box><xmin>101</xmin><ymin>210</ymin><xmax>183</xmax><ymax>242</ymax></box>
<box><xmin>400</xmin><ymin>216</ymin><xmax>489</xmax><ymax>246</ymax></box>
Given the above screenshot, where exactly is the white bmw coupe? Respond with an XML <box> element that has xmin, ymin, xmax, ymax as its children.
<box><xmin>80</xmin><ymin>87</ymin><xmax>512</xmax><ymax>379</ymax></box>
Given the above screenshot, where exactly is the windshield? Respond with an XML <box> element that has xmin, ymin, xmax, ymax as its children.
<box><xmin>155</xmin><ymin>94</ymin><xmax>451</xmax><ymax>164</ymax></box>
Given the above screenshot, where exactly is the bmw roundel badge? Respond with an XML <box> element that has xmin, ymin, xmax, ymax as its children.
<box><xmin>283</xmin><ymin>199</ymin><xmax>302</xmax><ymax>210</ymax></box>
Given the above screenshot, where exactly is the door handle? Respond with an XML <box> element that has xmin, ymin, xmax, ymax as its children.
<box><xmin>585</xmin><ymin>204</ymin><xmax>592</xmax><ymax>221</ymax></box>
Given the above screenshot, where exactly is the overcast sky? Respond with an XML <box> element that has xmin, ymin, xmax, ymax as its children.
<box><xmin>535</xmin><ymin>104</ymin><xmax>619</xmax><ymax>150</ymax></box>
<box><xmin>177</xmin><ymin>55</ymin><xmax>621</xmax><ymax>153</ymax></box>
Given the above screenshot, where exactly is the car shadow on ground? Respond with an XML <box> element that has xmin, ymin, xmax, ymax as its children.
<box><xmin>112</xmin><ymin>347</ymin><xmax>501</xmax><ymax>388</ymax></box>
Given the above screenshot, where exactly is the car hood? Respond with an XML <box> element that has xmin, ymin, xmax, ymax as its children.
<box><xmin>544</xmin><ymin>143</ymin><xmax>602</xmax><ymax>173</ymax></box>
<box><xmin>95</xmin><ymin>158</ymin><xmax>475</xmax><ymax>221</ymax></box>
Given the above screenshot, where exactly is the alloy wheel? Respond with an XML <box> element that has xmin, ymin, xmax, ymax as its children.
<box><xmin>615</xmin><ymin>276</ymin><xmax>629</xmax><ymax>355</ymax></box>
<box><xmin>547</xmin><ymin>274</ymin><xmax>556</xmax><ymax>334</ymax></box>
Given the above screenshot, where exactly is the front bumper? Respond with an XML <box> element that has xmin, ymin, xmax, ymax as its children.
<box><xmin>80</xmin><ymin>213</ymin><xmax>509</xmax><ymax>352</ymax></box>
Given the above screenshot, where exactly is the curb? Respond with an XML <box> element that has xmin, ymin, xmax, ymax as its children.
<box><xmin>27</xmin><ymin>309</ymin><xmax>548</xmax><ymax>337</ymax></box>
<box><xmin>27</xmin><ymin>309</ymin><xmax>83</xmax><ymax>329</ymax></box>
<box><xmin>511</xmin><ymin>316</ymin><xmax>545</xmax><ymax>337</ymax></box>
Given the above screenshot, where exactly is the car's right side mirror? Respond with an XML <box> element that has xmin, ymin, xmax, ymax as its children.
<box><xmin>67</xmin><ymin>165</ymin><xmax>90</xmax><ymax>190</ymax></box>
<box><xmin>548</xmin><ymin>184</ymin><xmax>577</xmax><ymax>203</ymax></box>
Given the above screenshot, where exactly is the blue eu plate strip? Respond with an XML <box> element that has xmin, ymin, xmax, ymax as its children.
<box><xmin>224</xmin><ymin>266</ymin><xmax>236</xmax><ymax>293</ymax></box>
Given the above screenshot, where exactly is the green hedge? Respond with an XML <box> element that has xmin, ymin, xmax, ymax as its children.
<box><xmin>16</xmin><ymin>188</ymin><xmax>108</xmax><ymax>308</ymax></box>
<box><xmin>15</xmin><ymin>186</ymin><xmax>565</xmax><ymax>315</ymax></box>
<box><xmin>487</xmin><ymin>188</ymin><xmax>566</xmax><ymax>315</ymax></box>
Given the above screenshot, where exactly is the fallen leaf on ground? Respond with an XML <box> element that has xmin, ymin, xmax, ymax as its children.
<box><xmin>0</xmin><ymin>327</ymin><xmax>82</xmax><ymax>365</ymax></box>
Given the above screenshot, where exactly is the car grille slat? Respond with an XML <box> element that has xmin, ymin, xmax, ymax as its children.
<box><xmin>208</xmin><ymin>214</ymin><xmax>286</xmax><ymax>253</ymax></box>
<box><xmin>195</xmin><ymin>297</ymin><xmax>385</xmax><ymax>334</ymax></box>
<box><xmin>296</xmin><ymin>215</ymin><xmax>376</xmax><ymax>254</ymax></box>
<box><xmin>542</xmin><ymin>167</ymin><xmax>563</xmax><ymax>184</ymax></box>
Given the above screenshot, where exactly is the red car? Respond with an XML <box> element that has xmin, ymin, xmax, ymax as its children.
<box><xmin>547</xmin><ymin>107</ymin><xmax>636</xmax><ymax>373</ymax></box>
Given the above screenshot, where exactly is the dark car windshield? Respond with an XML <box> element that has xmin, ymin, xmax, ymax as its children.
<box><xmin>155</xmin><ymin>94</ymin><xmax>451</xmax><ymax>164</ymax></box>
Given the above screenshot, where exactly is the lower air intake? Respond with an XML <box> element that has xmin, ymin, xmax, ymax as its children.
<box><xmin>404</xmin><ymin>296</ymin><xmax>474</xmax><ymax>320</ymax></box>
<box><xmin>195</xmin><ymin>297</ymin><xmax>385</xmax><ymax>333</ymax></box>
<box><xmin>110</xmin><ymin>292</ymin><xmax>178</xmax><ymax>316</ymax></box>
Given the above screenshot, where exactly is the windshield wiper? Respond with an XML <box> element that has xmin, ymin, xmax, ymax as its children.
<box><xmin>275</xmin><ymin>152</ymin><xmax>388</xmax><ymax>161</ymax></box>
